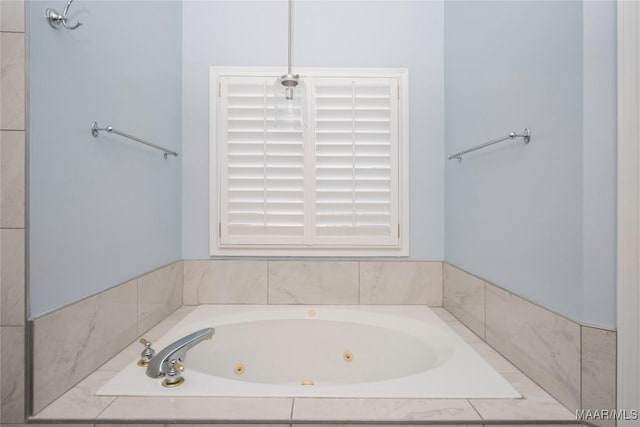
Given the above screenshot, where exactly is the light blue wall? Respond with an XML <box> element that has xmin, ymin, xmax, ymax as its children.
<box><xmin>444</xmin><ymin>1</ymin><xmax>617</xmax><ymax>328</ymax></box>
<box><xmin>28</xmin><ymin>0</ymin><xmax>616</xmax><ymax>328</ymax></box>
<box><xmin>582</xmin><ymin>1</ymin><xmax>617</xmax><ymax>328</ymax></box>
<box><xmin>181</xmin><ymin>0</ymin><xmax>445</xmax><ymax>260</ymax></box>
<box><xmin>28</xmin><ymin>0</ymin><xmax>182</xmax><ymax>317</ymax></box>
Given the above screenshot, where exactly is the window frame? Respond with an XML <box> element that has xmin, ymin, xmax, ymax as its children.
<box><xmin>209</xmin><ymin>67</ymin><xmax>409</xmax><ymax>257</ymax></box>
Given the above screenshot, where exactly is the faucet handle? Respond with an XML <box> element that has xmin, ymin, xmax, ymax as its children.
<box><xmin>137</xmin><ymin>338</ymin><xmax>156</xmax><ymax>367</ymax></box>
<box><xmin>162</xmin><ymin>359</ymin><xmax>185</xmax><ymax>388</ymax></box>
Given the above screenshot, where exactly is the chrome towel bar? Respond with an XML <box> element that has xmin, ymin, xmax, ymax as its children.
<box><xmin>91</xmin><ymin>121</ymin><xmax>178</xmax><ymax>159</ymax></box>
<box><xmin>448</xmin><ymin>128</ymin><xmax>531</xmax><ymax>163</ymax></box>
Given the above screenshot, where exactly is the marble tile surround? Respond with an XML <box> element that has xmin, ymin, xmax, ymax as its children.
<box><xmin>31</xmin><ymin>306</ymin><xmax>576</xmax><ymax>424</ymax></box>
<box><xmin>183</xmin><ymin>260</ymin><xmax>268</xmax><ymax>304</ymax></box>
<box><xmin>360</xmin><ymin>261</ymin><xmax>442</xmax><ymax>305</ymax></box>
<box><xmin>34</xmin><ymin>371</ymin><xmax>117</xmax><ymax>420</ymax></box>
<box><xmin>485</xmin><ymin>285</ymin><xmax>581</xmax><ymax>411</ymax></box>
<box><xmin>443</xmin><ymin>264</ymin><xmax>485</xmax><ymax>338</ymax></box>
<box><xmin>20</xmin><ymin>260</ymin><xmax>619</xmax><ymax>425</ymax></box>
<box><xmin>581</xmin><ymin>326</ymin><xmax>617</xmax><ymax>427</ymax></box>
<box><xmin>28</xmin><ymin>260</ymin><xmax>615</xmax><ymax>426</ymax></box>
<box><xmin>97</xmin><ymin>397</ymin><xmax>293</xmax><ymax>421</ymax></box>
<box><xmin>0</xmin><ymin>325</ymin><xmax>25</xmax><ymax>423</ymax></box>
<box><xmin>0</xmin><ymin>228</ymin><xmax>24</xmax><ymax>325</ymax></box>
<box><xmin>469</xmin><ymin>372</ymin><xmax>579</xmax><ymax>421</ymax></box>
<box><xmin>0</xmin><ymin>32</ymin><xmax>25</xmax><ymax>131</ymax></box>
<box><xmin>292</xmin><ymin>425</ymin><xmax>477</xmax><ymax>427</ymax></box>
<box><xmin>138</xmin><ymin>262</ymin><xmax>183</xmax><ymax>334</ymax></box>
<box><xmin>31</xmin><ymin>261</ymin><xmax>183</xmax><ymax>415</ymax></box>
<box><xmin>443</xmin><ymin>262</ymin><xmax>616</xmax><ymax>418</ymax></box>
<box><xmin>0</xmin><ymin>130</ymin><xmax>25</xmax><ymax>228</ymax></box>
<box><xmin>292</xmin><ymin>398</ymin><xmax>481</xmax><ymax>422</ymax></box>
<box><xmin>183</xmin><ymin>260</ymin><xmax>444</xmax><ymax>306</ymax></box>
<box><xmin>0</xmin><ymin>0</ymin><xmax>24</xmax><ymax>33</ymax></box>
<box><xmin>1</xmin><ymin>5</ymin><xmax>26</xmax><ymax>426</ymax></box>
<box><xmin>268</xmin><ymin>261</ymin><xmax>359</xmax><ymax>304</ymax></box>
<box><xmin>32</xmin><ymin>280</ymin><xmax>138</xmax><ymax>414</ymax></box>
<box><xmin>99</xmin><ymin>425</ymin><xmax>286</xmax><ymax>427</ymax></box>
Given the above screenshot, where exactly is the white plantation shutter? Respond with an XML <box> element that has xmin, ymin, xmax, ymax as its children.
<box><xmin>215</xmin><ymin>70</ymin><xmax>403</xmax><ymax>251</ymax></box>
<box><xmin>219</xmin><ymin>76</ymin><xmax>306</xmax><ymax>245</ymax></box>
<box><xmin>311</xmin><ymin>77</ymin><xmax>399</xmax><ymax>246</ymax></box>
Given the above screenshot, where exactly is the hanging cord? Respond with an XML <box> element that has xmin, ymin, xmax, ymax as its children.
<box><xmin>288</xmin><ymin>0</ymin><xmax>292</xmax><ymax>75</ymax></box>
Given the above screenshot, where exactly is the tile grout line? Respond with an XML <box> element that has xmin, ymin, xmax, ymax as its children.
<box><xmin>614</xmin><ymin>330</ymin><xmax>618</xmax><ymax>413</ymax></box>
<box><xmin>441</xmin><ymin>261</ymin><xmax>445</xmax><ymax>307</ymax></box>
<box><xmin>179</xmin><ymin>260</ymin><xmax>184</xmax><ymax>306</ymax></box>
<box><xmin>290</xmin><ymin>397</ymin><xmax>296</xmax><ymax>420</ymax></box>
<box><xmin>93</xmin><ymin>396</ymin><xmax>118</xmax><ymax>420</ymax></box>
<box><xmin>466</xmin><ymin>399</ymin><xmax>486</xmax><ymax>421</ymax></box>
<box><xmin>579</xmin><ymin>324</ymin><xmax>583</xmax><ymax>411</ymax></box>
<box><xmin>136</xmin><ymin>277</ymin><xmax>140</xmax><ymax>336</ymax></box>
<box><xmin>357</xmin><ymin>261</ymin><xmax>361</xmax><ymax>304</ymax></box>
<box><xmin>580</xmin><ymin>323</ymin><xmax>617</xmax><ymax>333</ymax></box>
<box><xmin>483</xmin><ymin>280</ymin><xmax>487</xmax><ymax>340</ymax></box>
<box><xmin>182</xmin><ymin>259</ymin><xmax>187</xmax><ymax>305</ymax></box>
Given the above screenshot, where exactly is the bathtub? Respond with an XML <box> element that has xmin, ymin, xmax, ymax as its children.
<box><xmin>97</xmin><ymin>305</ymin><xmax>520</xmax><ymax>398</ymax></box>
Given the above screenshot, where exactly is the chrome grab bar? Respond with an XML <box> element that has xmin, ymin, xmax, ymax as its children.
<box><xmin>91</xmin><ymin>121</ymin><xmax>179</xmax><ymax>159</ymax></box>
<box><xmin>448</xmin><ymin>128</ymin><xmax>531</xmax><ymax>163</ymax></box>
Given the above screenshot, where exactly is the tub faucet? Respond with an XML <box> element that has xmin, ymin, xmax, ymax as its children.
<box><xmin>145</xmin><ymin>327</ymin><xmax>215</xmax><ymax>379</ymax></box>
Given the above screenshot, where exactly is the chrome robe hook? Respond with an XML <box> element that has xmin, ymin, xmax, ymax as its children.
<box><xmin>46</xmin><ymin>0</ymin><xmax>82</xmax><ymax>30</ymax></box>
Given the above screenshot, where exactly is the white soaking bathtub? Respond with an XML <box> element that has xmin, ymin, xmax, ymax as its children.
<box><xmin>97</xmin><ymin>305</ymin><xmax>520</xmax><ymax>398</ymax></box>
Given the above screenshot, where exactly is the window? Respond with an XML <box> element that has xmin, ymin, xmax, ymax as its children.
<box><xmin>210</xmin><ymin>68</ymin><xmax>408</xmax><ymax>256</ymax></box>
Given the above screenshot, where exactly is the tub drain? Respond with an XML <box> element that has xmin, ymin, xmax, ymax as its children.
<box><xmin>234</xmin><ymin>363</ymin><xmax>245</xmax><ymax>375</ymax></box>
<box><xmin>343</xmin><ymin>351</ymin><xmax>354</xmax><ymax>362</ymax></box>
<box><xmin>301</xmin><ymin>380</ymin><xmax>314</xmax><ymax>386</ymax></box>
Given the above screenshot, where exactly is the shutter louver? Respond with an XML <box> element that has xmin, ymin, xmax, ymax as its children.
<box><xmin>311</xmin><ymin>77</ymin><xmax>400</xmax><ymax>246</ymax></box>
<box><xmin>219</xmin><ymin>76</ymin><xmax>306</xmax><ymax>245</ymax></box>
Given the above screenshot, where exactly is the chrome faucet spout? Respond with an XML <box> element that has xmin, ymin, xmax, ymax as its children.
<box><xmin>145</xmin><ymin>327</ymin><xmax>214</xmax><ymax>378</ymax></box>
